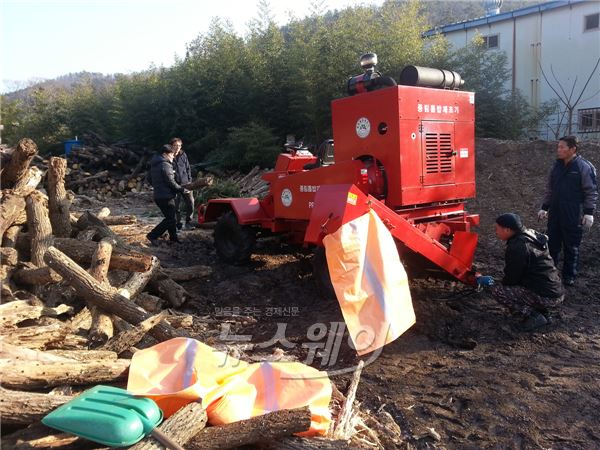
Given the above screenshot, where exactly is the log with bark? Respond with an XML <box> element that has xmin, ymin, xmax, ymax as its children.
<box><xmin>149</xmin><ymin>270</ymin><xmax>190</xmax><ymax>308</ymax></box>
<box><xmin>162</xmin><ymin>264</ymin><xmax>212</xmax><ymax>281</ymax></box>
<box><xmin>130</xmin><ymin>402</ymin><xmax>207</xmax><ymax>450</ymax></box>
<box><xmin>87</xmin><ymin>237</ymin><xmax>115</xmax><ymax>345</ymax></box>
<box><xmin>12</xmin><ymin>266</ymin><xmax>63</xmax><ymax>286</ymax></box>
<box><xmin>0</xmin><ymin>247</ymin><xmax>18</xmax><ymax>265</ymax></box>
<box><xmin>0</xmin><ymin>322</ymin><xmax>86</xmax><ymax>350</ymax></box>
<box><xmin>53</xmin><ymin>237</ymin><xmax>153</xmax><ymax>272</ymax></box>
<box><xmin>46</xmin><ymin>157</ymin><xmax>73</xmax><ymax>237</ymax></box>
<box><xmin>0</xmin><ymin>301</ymin><xmax>71</xmax><ymax>327</ymax></box>
<box><xmin>44</xmin><ymin>246</ymin><xmax>184</xmax><ymax>341</ymax></box>
<box><xmin>0</xmin><ymin>138</ymin><xmax>38</xmax><ymax>189</ymax></box>
<box><xmin>0</xmin><ymin>387</ymin><xmax>74</xmax><ymax>425</ymax></box>
<box><xmin>187</xmin><ymin>406</ymin><xmax>312</xmax><ymax>450</ymax></box>
<box><xmin>26</xmin><ymin>190</ymin><xmax>54</xmax><ymax>267</ymax></box>
<box><xmin>66</xmin><ymin>170</ymin><xmax>109</xmax><ymax>188</ymax></box>
<box><xmin>102</xmin><ymin>311</ymin><xmax>167</xmax><ymax>355</ymax></box>
<box><xmin>0</xmin><ymin>358</ymin><xmax>131</xmax><ymax>389</ymax></box>
<box><xmin>0</xmin><ymin>166</ymin><xmax>43</xmax><ymax>237</ymax></box>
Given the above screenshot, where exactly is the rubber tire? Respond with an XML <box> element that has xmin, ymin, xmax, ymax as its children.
<box><xmin>214</xmin><ymin>211</ymin><xmax>256</xmax><ymax>264</ymax></box>
<box><xmin>312</xmin><ymin>247</ymin><xmax>336</xmax><ymax>299</ymax></box>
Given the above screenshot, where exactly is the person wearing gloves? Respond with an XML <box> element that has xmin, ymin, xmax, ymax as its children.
<box><xmin>171</xmin><ymin>137</ymin><xmax>195</xmax><ymax>230</ymax></box>
<box><xmin>146</xmin><ymin>144</ymin><xmax>185</xmax><ymax>245</ymax></box>
<box><xmin>537</xmin><ymin>136</ymin><xmax>598</xmax><ymax>286</ymax></box>
<box><xmin>477</xmin><ymin>213</ymin><xmax>564</xmax><ymax>332</ymax></box>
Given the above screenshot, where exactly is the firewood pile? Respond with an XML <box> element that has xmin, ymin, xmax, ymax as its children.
<box><xmin>64</xmin><ymin>133</ymin><xmax>149</xmax><ymax>200</ymax></box>
<box><xmin>1</xmin><ymin>138</ymin><xmax>403</xmax><ymax>449</ymax></box>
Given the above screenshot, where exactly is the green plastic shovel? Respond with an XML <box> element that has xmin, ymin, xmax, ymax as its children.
<box><xmin>42</xmin><ymin>385</ymin><xmax>184</xmax><ymax>449</ymax></box>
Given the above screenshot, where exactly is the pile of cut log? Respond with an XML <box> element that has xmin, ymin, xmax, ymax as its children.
<box><xmin>1</xmin><ymin>139</ymin><xmax>404</xmax><ymax>449</ymax></box>
<box><xmin>64</xmin><ymin>133</ymin><xmax>150</xmax><ymax>200</ymax></box>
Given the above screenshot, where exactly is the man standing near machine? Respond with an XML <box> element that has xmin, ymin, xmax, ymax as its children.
<box><xmin>537</xmin><ymin>136</ymin><xmax>598</xmax><ymax>286</ymax></box>
<box><xmin>171</xmin><ymin>137</ymin><xmax>195</xmax><ymax>230</ymax></box>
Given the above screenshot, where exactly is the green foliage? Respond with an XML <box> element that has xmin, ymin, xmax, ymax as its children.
<box><xmin>195</xmin><ymin>180</ymin><xmax>241</xmax><ymax>204</ymax></box>
<box><xmin>207</xmin><ymin>122</ymin><xmax>281</xmax><ymax>170</ymax></box>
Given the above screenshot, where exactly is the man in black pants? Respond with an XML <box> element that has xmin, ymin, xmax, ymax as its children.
<box><xmin>146</xmin><ymin>144</ymin><xmax>184</xmax><ymax>245</ymax></box>
<box><xmin>489</xmin><ymin>213</ymin><xmax>565</xmax><ymax>331</ymax></box>
<box><xmin>537</xmin><ymin>136</ymin><xmax>597</xmax><ymax>286</ymax></box>
<box><xmin>171</xmin><ymin>137</ymin><xmax>195</xmax><ymax>230</ymax></box>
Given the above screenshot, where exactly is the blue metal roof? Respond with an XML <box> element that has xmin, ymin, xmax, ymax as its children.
<box><xmin>423</xmin><ymin>0</ymin><xmax>591</xmax><ymax>37</ymax></box>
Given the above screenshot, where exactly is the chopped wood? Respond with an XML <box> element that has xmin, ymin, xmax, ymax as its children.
<box><xmin>67</xmin><ymin>170</ymin><xmax>109</xmax><ymax>188</ymax></box>
<box><xmin>44</xmin><ymin>246</ymin><xmax>184</xmax><ymax>341</ymax></box>
<box><xmin>0</xmin><ymin>166</ymin><xmax>43</xmax><ymax>237</ymax></box>
<box><xmin>53</xmin><ymin>237</ymin><xmax>153</xmax><ymax>272</ymax></box>
<box><xmin>102</xmin><ymin>311</ymin><xmax>168</xmax><ymax>354</ymax></box>
<box><xmin>87</xmin><ymin>237</ymin><xmax>115</xmax><ymax>345</ymax></box>
<box><xmin>149</xmin><ymin>270</ymin><xmax>189</xmax><ymax>308</ymax></box>
<box><xmin>0</xmin><ymin>247</ymin><xmax>18</xmax><ymax>265</ymax></box>
<box><xmin>46</xmin><ymin>349</ymin><xmax>118</xmax><ymax>361</ymax></box>
<box><xmin>102</xmin><ymin>214</ymin><xmax>138</xmax><ymax>225</ymax></box>
<box><xmin>0</xmin><ymin>322</ymin><xmax>85</xmax><ymax>350</ymax></box>
<box><xmin>183</xmin><ymin>176</ymin><xmax>214</xmax><ymax>191</ymax></box>
<box><xmin>76</xmin><ymin>210</ymin><xmax>129</xmax><ymax>247</ymax></box>
<box><xmin>131</xmin><ymin>402</ymin><xmax>208</xmax><ymax>450</ymax></box>
<box><xmin>165</xmin><ymin>313</ymin><xmax>194</xmax><ymax>329</ymax></box>
<box><xmin>0</xmin><ymin>358</ymin><xmax>131</xmax><ymax>389</ymax></box>
<box><xmin>0</xmin><ymin>137</ymin><xmax>38</xmax><ymax>189</ymax></box>
<box><xmin>76</xmin><ymin>228</ymin><xmax>97</xmax><ymax>240</ymax></box>
<box><xmin>162</xmin><ymin>264</ymin><xmax>212</xmax><ymax>281</ymax></box>
<box><xmin>0</xmin><ymin>301</ymin><xmax>72</xmax><ymax>327</ymax></box>
<box><xmin>26</xmin><ymin>190</ymin><xmax>54</xmax><ymax>267</ymax></box>
<box><xmin>96</xmin><ymin>206</ymin><xmax>111</xmax><ymax>218</ymax></box>
<box><xmin>1</xmin><ymin>422</ymin><xmax>90</xmax><ymax>450</ymax></box>
<box><xmin>0</xmin><ymin>387</ymin><xmax>74</xmax><ymax>425</ymax></box>
<box><xmin>119</xmin><ymin>255</ymin><xmax>160</xmax><ymax>299</ymax></box>
<box><xmin>47</xmin><ymin>157</ymin><xmax>72</xmax><ymax>237</ymax></box>
<box><xmin>261</xmin><ymin>437</ymin><xmax>355</xmax><ymax>450</ymax></box>
<box><xmin>0</xmin><ymin>341</ymin><xmax>76</xmax><ymax>362</ymax></box>
<box><xmin>2</xmin><ymin>224</ymin><xmax>22</xmax><ymax>247</ymax></box>
<box><xmin>134</xmin><ymin>292</ymin><xmax>164</xmax><ymax>313</ymax></box>
<box><xmin>187</xmin><ymin>406</ymin><xmax>312</xmax><ymax>450</ymax></box>
<box><xmin>12</xmin><ymin>265</ymin><xmax>63</xmax><ymax>285</ymax></box>
<box><xmin>332</xmin><ymin>359</ymin><xmax>364</xmax><ymax>440</ymax></box>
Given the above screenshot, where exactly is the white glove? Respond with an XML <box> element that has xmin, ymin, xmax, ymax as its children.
<box><xmin>537</xmin><ymin>209</ymin><xmax>548</xmax><ymax>221</ymax></box>
<box><xmin>582</xmin><ymin>214</ymin><xmax>594</xmax><ymax>231</ymax></box>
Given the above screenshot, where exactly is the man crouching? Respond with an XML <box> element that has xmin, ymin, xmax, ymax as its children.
<box><xmin>491</xmin><ymin>213</ymin><xmax>565</xmax><ymax>331</ymax></box>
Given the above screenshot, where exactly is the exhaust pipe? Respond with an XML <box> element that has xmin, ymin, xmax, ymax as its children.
<box><xmin>399</xmin><ymin>65</ymin><xmax>464</xmax><ymax>89</ymax></box>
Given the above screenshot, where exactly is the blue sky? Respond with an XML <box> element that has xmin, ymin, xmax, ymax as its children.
<box><xmin>1</xmin><ymin>0</ymin><xmax>384</xmax><ymax>93</ymax></box>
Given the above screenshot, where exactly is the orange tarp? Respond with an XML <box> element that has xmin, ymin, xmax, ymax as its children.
<box><xmin>127</xmin><ymin>337</ymin><xmax>332</xmax><ymax>436</ymax></box>
<box><xmin>323</xmin><ymin>209</ymin><xmax>416</xmax><ymax>355</ymax></box>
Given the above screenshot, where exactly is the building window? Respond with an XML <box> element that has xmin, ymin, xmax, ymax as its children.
<box><xmin>585</xmin><ymin>13</ymin><xmax>599</xmax><ymax>31</ymax></box>
<box><xmin>578</xmin><ymin>108</ymin><xmax>600</xmax><ymax>133</ymax></box>
<box><xmin>483</xmin><ymin>34</ymin><xmax>499</xmax><ymax>49</ymax></box>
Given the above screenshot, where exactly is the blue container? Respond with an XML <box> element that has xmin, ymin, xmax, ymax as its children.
<box><xmin>64</xmin><ymin>139</ymin><xmax>82</xmax><ymax>156</ymax></box>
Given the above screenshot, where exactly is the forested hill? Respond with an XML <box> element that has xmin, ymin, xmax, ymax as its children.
<box><xmin>4</xmin><ymin>0</ymin><xmax>538</xmax><ymax>101</ymax></box>
<box><xmin>2</xmin><ymin>0</ymin><xmax>547</xmax><ymax>166</ymax></box>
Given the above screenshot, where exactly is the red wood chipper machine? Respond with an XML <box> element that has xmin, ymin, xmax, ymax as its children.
<box><xmin>200</xmin><ymin>53</ymin><xmax>481</xmax><ymax>294</ymax></box>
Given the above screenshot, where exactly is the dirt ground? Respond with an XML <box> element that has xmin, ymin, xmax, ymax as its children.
<box><xmin>94</xmin><ymin>138</ymin><xmax>600</xmax><ymax>449</ymax></box>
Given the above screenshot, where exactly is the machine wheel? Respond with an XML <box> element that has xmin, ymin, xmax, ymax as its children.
<box><xmin>312</xmin><ymin>247</ymin><xmax>336</xmax><ymax>299</ymax></box>
<box><xmin>214</xmin><ymin>211</ymin><xmax>256</xmax><ymax>264</ymax></box>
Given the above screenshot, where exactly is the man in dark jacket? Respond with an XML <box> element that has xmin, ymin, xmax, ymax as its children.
<box><xmin>537</xmin><ymin>136</ymin><xmax>598</xmax><ymax>286</ymax></box>
<box><xmin>490</xmin><ymin>213</ymin><xmax>565</xmax><ymax>331</ymax></box>
<box><xmin>171</xmin><ymin>138</ymin><xmax>195</xmax><ymax>230</ymax></box>
<box><xmin>146</xmin><ymin>144</ymin><xmax>184</xmax><ymax>245</ymax></box>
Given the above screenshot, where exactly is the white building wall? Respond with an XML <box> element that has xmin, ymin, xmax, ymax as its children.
<box><xmin>440</xmin><ymin>1</ymin><xmax>600</xmax><ymax>138</ymax></box>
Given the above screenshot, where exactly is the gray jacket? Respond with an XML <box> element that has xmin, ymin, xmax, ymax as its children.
<box><xmin>147</xmin><ymin>153</ymin><xmax>183</xmax><ymax>200</ymax></box>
